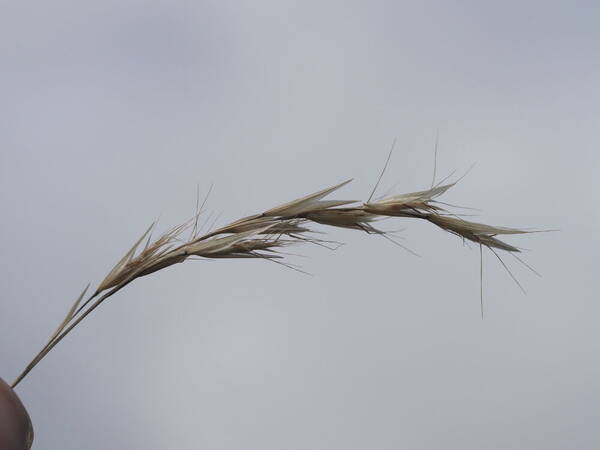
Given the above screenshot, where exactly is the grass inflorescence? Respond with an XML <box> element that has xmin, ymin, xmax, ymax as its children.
<box><xmin>11</xmin><ymin>162</ymin><xmax>541</xmax><ymax>388</ymax></box>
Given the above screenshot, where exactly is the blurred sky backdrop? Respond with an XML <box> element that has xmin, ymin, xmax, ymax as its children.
<box><xmin>1</xmin><ymin>1</ymin><xmax>599</xmax><ymax>449</ymax></box>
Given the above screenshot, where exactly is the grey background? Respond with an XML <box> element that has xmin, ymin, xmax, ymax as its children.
<box><xmin>1</xmin><ymin>1</ymin><xmax>599</xmax><ymax>449</ymax></box>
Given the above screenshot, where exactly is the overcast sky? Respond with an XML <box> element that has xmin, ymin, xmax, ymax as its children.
<box><xmin>1</xmin><ymin>1</ymin><xmax>599</xmax><ymax>449</ymax></box>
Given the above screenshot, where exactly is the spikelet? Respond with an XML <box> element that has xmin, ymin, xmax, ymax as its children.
<box><xmin>97</xmin><ymin>222</ymin><xmax>189</xmax><ymax>292</ymax></box>
<box><xmin>304</xmin><ymin>208</ymin><xmax>379</xmax><ymax>231</ymax></box>
<box><xmin>426</xmin><ymin>215</ymin><xmax>530</xmax><ymax>252</ymax></box>
<box><xmin>364</xmin><ymin>183</ymin><xmax>454</xmax><ymax>217</ymax></box>
<box><xmin>263</xmin><ymin>179</ymin><xmax>357</xmax><ymax>217</ymax></box>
